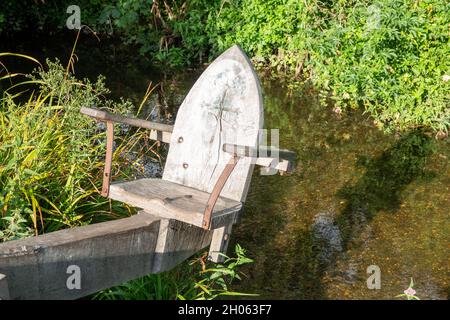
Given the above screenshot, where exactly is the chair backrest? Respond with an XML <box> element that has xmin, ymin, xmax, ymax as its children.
<box><xmin>162</xmin><ymin>45</ymin><xmax>264</xmax><ymax>202</ymax></box>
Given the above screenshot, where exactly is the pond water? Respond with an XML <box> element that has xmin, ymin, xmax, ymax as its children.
<box><xmin>2</xmin><ymin>33</ymin><xmax>449</xmax><ymax>299</ymax></box>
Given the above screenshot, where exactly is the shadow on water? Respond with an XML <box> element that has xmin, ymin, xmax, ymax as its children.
<box><xmin>336</xmin><ymin>130</ymin><xmax>436</xmax><ymax>252</ymax></box>
<box><xmin>230</xmin><ymin>77</ymin><xmax>446</xmax><ymax>299</ymax></box>
<box><xmin>235</xmin><ymin>129</ymin><xmax>437</xmax><ymax>299</ymax></box>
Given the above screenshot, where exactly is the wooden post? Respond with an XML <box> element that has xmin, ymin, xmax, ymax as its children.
<box><xmin>0</xmin><ymin>273</ymin><xmax>10</xmax><ymax>300</ymax></box>
<box><xmin>150</xmin><ymin>215</ymin><xmax>212</xmax><ymax>273</ymax></box>
<box><xmin>80</xmin><ymin>107</ymin><xmax>174</xmax><ymax>134</ymax></box>
<box><xmin>209</xmin><ymin>222</ymin><xmax>233</xmax><ymax>263</ymax></box>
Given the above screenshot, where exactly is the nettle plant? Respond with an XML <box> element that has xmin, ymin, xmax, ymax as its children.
<box><xmin>307</xmin><ymin>0</ymin><xmax>450</xmax><ymax>133</ymax></box>
<box><xmin>207</xmin><ymin>0</ymin><xmax>449</xmax><ymax>134</ymax></box>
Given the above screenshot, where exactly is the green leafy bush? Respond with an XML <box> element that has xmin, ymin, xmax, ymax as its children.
<box><xmin>96</xmin><ymin>0</ymin><xmax>215</xmax><ymax>66</ymax></box>
<box><xmin>1</xmin><ymin>1</ymin><xmax>448</xmax><ymax>132</ymax></box>
<box><xmin>207</xmin><ymin>0</ymin><xmax>450</xmax><ymax>133</ymax></box>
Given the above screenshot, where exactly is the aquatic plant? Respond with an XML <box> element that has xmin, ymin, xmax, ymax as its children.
<box><xmin>396</xmin><ymin>278</ymin><xmax>420</xmax><ymax>300</ymax></box>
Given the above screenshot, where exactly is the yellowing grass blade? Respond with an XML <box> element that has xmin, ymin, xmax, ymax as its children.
<box><xmin>0</xmin><ymin>53</ymin><xmax>42</xmax><ymax>68</ymax></box>
<box><xmin>0</xmin><ymin>73</ymin><xmax>24</xmax><ymax>81</ymax></box>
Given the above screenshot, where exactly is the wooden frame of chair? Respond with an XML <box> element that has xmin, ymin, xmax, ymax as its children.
<box><xmin>0</xmin><ymin>46</ymin><xmax>296</xmax><ymax>300</ymax></box>
<box><xmin>80</xmin><ymin>107</ymin><xmax>295</xmax><ymax>232</ymax></box>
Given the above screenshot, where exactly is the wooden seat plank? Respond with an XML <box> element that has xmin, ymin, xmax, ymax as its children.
<box><xmin>109</xmin><ymin>178</ymin><xmax>242</xmax><ymax>229</ymax></box>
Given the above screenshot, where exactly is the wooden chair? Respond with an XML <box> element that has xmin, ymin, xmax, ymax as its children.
<box><xmin>81</xmin><ymin>45</ymin><xmax>295</xmax><ymax>262</ymax></box>
<box><xmin>0</xmin><ymin>46</ymin><xmax>296</xmax><ymax>300</ymax></box>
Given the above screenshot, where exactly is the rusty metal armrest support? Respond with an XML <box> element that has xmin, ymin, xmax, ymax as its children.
<box><xmin>101</xmin><ymin>121</ymin><xmax>114</xmax><ymax>196</ymax></box>
<box><xmin>202</xmin><ymin>143</ymin><xmax>296</xmax><ymax>230</ymax></box>
<box><xmin>80</xmin><ymin>107</ymin><xmax>174</xmax><ymax>197</ymax></box>
<box><xmin>81</xmin><ymin>106</ymin><xmax>296</xmax><ymax>228</ymax></box>
<box><xmin>202</xmin><ymin>154</ymin><xmax>241</xmax><ymax>229</ymax></box>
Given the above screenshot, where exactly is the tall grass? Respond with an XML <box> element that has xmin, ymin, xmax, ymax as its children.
<box><xmin>0</xmin><ymin>58</ymin><xmax>146</xmax><ymax>240</ymax></box>
<box><xmin>0</xmin><ymin>54</ymin><xmax>255</xmax><ymax>300</ymax></box>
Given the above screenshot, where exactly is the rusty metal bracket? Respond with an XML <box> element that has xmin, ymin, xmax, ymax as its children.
<box><xmin>101</xmin><ymin>121</ymin><xmax>114</xmax><ymax>197</ymax></box>
<box><xmin>202</xmin><ymin>153</ymin><xmax>240</xmax><ymax>230</ymax></box>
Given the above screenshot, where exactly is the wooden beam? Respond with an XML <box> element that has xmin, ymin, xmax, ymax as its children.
<box><xmin>149</xmin><ymin>129</ymin><xmax>172</xmax><ymax>144</ymax></box>
<box><xmin>0</xmin><ymin>273</ymin><xmax>10</xmax><ymax>300</ymax></box>
<box><xmin>0</xmin><ymin>212</ymin><xmax>217</xmax><ymax>300</ymax></box>
<box><xmin>0</xmin><ymin>213</ymin><xmax>161</xmax><ymax>300</ymax></box>
<box><xmin>80</xmin><ymin>107</ymin><xmax>174</xmax><ymax>134</ymax></box>
<box><xmin>223</xmin><ymin>143</ymin><xmax>296</xmax><ymax>173</ymax></box>
<box><xmin>209</xmin><ymin>222</ymin><xmax>233</xmax><ymax>263</ymax></box>
<box><xmin>108</xmin><ymin>178</ymin><xmax>242</xmax><ymax>230</ymax></box>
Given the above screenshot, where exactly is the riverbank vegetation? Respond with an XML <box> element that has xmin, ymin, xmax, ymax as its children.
<box><xmin>1</xmin><ymin>0</ymin><xmax>448</xmax><ymax>133</ymax></box>
<box><xmin>0</xmin><ymin>0</ymin><xmax>448</xmax><ymax>300</ymax></box>
<box><xmin>95</xmin><ymin>244</ymin><xmax>255</xmax><ymax>300</ymax></box>
<box><xmin>0</xmin><ymin>57</ymin><xmax>137</xmax><ymax>240</ymax></box>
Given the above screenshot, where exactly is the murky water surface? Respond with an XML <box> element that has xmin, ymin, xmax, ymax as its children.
<box><xmin>3</xmin><ymin>35</ymin><xmax>449</xmax><ymax>299</ymax></box>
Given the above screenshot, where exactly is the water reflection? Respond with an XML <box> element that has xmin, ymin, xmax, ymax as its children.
<box><xmin>337</xmin><ymin>131</ymin><xmax>436</xmax><ymax>250</ymax></box>
<box><xmin>230</xmin><ymin>80</ymin><xmax>448</xmax><ymax>300</ymax></box>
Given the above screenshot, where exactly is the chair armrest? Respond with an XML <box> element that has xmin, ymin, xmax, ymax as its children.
<box><xmin>80</xmin><ymin>107</ymin><xmax>174</xmax><ymax>196</ymax></box>
<box><xmin>222</xmin><ymin>143</ymin><xmax>296</xmax><ymax>173</ymax></box>
<box><xmin>81</xmin><ymin>107</ymin><xmax>173</xmax><ymax>143</ymax></box>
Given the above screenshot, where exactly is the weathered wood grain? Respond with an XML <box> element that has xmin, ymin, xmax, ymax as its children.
<box><xmin>151</xmin><ymin>216</ymin><xmax>213</xmax><ymax>273</ymax></box>
<box><xmin>109</xmin><ymin>178</ymin><xmax>242</xmax><ymax>229</ymax></box>
<box><xmin>0</xmin><ymin>211</ymin><xmax>222</xmax><ymax>299</ymax></box>
<box><xmin>162</xmin><ymin>45</ymin><xmax>263</xmax><ymax>202</ymax></box>
<box><xmin>0</xmin><ymin>213</ymin><xmax>160</xmax><ymax>299</ymax></box>
<box><xmin>161</xmin><ymin>45</ymin><xmax>263</xmax><ymax>261</ymax></box>
<box><xmin>0</xmin><ymin>273</ymin><xmax>10</xmax><ymax>300</ymax></box>
<box><xmin>80</xmin><ymin>107</ymin><xmax>174</xmax><ymax>135</ymax></box>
